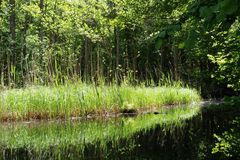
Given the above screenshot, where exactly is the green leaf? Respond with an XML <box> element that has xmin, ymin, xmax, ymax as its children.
<box><xmin>178</xmin><ymin>42</ymin><xmax>185</xmax><ymax>49</ymax></box>
<box><xmin>158</xmin><ymin>31</ymin><xmax>166</xmax><ymax>38</ymax></box>
<box><xmin>166</xmin><ymin>24</ymin><xmax>181</xmax><ymax>35</ymax></box>
<box><xmin>185</xmin><ymin>29</ymin><xmax>198</xmax><ymax>49</ymax></box>
<box><xmin>199</xmin><ymin>6</ymin><xmax>213</xmax><ymax>21</ymax></box>
<box><xmin>218</xmin><ymin>0</ymin><xmax>238</xmax><ymax>15</ymax></box>
<box><xmin>155</xmin><ymin>38</ymin><xmax>164</xmax><ymax>49</ymax></box>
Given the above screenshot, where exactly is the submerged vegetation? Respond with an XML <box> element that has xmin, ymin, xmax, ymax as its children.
<box><xmin>0</xmin><ymin>83</ymin><xmax>200</xmax><ymax>121</ymax></box>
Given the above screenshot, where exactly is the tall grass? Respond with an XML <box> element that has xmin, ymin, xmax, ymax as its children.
<box><xmin>0</xmin><ymin>82</ymin><xmax>201</xmax><ymax>121</ymax></box>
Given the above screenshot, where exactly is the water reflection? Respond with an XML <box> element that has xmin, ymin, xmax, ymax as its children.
<box><xmin>0</xmin><ymin>104</ymin><xmax>239</xmax><ymax>160</ymax></box>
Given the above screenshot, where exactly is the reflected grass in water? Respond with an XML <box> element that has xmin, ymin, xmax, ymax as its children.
<box><xmin>0</xmin><ymin>105</ymin><xmax>200</xmax><ymax>159</ymax></box>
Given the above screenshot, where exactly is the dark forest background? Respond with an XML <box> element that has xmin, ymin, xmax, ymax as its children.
<box><xmin>0</xmin><ymin>0</ymin><xmax>239</xmax><ymax>97</ymax></box>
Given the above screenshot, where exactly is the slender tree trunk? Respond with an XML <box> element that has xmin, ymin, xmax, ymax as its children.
<box><xmin>7</xmin><ymin>54</ymin><xmax>10</xmax><ymax>85</ymax></box>
<box><xmin>84</xmin><ymin>37</ymin><xmax>89</xmax><ymax>81</ymax></box>
<box><xmin>39</xmin><ymin>0</ymin><xmax>44</xmax><ymax>42</ymax></box>
<box><xmin>124</xmin><ymin>29</ymin><xmax>130</xmax><ymax>77</ymax></box>
<box><xmin>9</xmin><ymin>0</ymin><xmax>16</xmax><ymax>49</ymax></box>
<box><xmin>9</xmin><ymin>0</ymin><xmax>16</xmax><ymax>86</ymax></box>
<box><xmin>38</xmin><ymin>0</ymin><xmax>49</xmax><ymax>83</ymax></box>
<box><xmin>132</xmin><ymin>39</ymin><xmax>137</xmax><ymax>80</ymax></box>
<box><xmin>20</xmin><ymin>0</ymin><xmax>31</xmax><ymax>86</ymax></box>
<box><xmin>173</xmin><ymin>45</ymin><xmax>179</xmax><ymax>80</ymax></box>
<box><xmin>89</xmin><ymin>40</ymin><xmax>93</xmax><ymax>79</ymax></box>
<box><xmin>114</xmin><ymin>26</ymin><xmax>120</xmax><ymax>81</ymax></box>
<box><xmin>178</xmin><ymin>50</ymin><xmax>182</xmax><ymax>80</ymax></box>
<box><xmin>96</xmin><ymin>44</ymin><xmax>100</xmax><ymax>78</ymax></box>
<box><xmin>0</xmin><ymin>0</ymin><xmax>3</xmax><ymax>85</ymax></box>
<box><xmin>1</xmin><ymin>66</ymin><xmax>4</xmax><ymax>86</ymax></box>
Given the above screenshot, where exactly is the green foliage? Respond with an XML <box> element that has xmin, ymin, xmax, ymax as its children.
<box><xmin>212</xmin><ymin>117</ymin><xmax>240</xmax><ymax>159</ymax></box>
<box><xmin>223</xmin><ymin>96</ymin><xmax>240</xmax><ymax>107</ymax></box>
<box><xmin>207</xmin><ymin>18</ymin><xmax>240</xmax><ymax>91</ymax></box>
<box><xmin>0</xmin><ymin>0</ymin><xmax>239</xmax><ymax>96</ymax></box>
<box><xmin>153</xmin><ymin>0</ymin><xmax>240</xmax><ymax>94</ymax></box>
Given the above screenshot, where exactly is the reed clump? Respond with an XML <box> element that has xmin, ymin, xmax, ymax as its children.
<box><xmin>0</xmin><ymin>83</ymin><xmax>201</xmax><ymax>121</ymax></box>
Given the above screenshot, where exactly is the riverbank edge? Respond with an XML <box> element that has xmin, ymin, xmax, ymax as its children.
<box><xmin>0</xmin><ymin>102</ymin><xmax>203</xmax><ymax>124</ymax></box>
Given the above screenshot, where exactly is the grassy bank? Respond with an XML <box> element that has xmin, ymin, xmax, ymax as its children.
<box><xmin>0</xmin><ymin>83</ymin><xmax>200</xmax><ymax>121</ymax></box>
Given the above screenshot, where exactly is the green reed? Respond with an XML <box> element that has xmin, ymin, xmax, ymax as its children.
<box><xmin>0</xmin><ymin>83</ymin><xmax>200</xmax><ymax>121</ymax></box>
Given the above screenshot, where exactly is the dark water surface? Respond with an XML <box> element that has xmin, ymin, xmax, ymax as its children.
<box><xmin>0</xmin><ymin>104</ymin><xmax>239</xmax><ymax>160</ymax></box>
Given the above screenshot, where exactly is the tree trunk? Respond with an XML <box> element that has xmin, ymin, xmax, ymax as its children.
<box><xmin>84</xmin><ymin>37</ymin><xmax>89</xmax><ymax>81</ymax></box>
<box><xmin>9</xmin><ymin>0</ymin><xmax>16</xmax><ymax>47</ymax></box>
<box><xmin>114</xmin><ymin>26</ymin><xmax>120</xmax><ymax>81</ymax></box>
<box><xmin>124</xmin><ymin>29</ymin><xmax>130</xmax><ymax>76</ymax></box>
<box><xmin>173</xmin><ymin>45</ymin><xmax>179</xmax><ymax>81</ymax></box>
<box><xmin>0</xmin><ymin>0</ymin><xmax>3</xmax><ymax>85</ymax></box>
<box><xmin>9</xmin><ymin>0</ymin><xmax>16</xmax><ymax>85</ymax></box>
<box><xmin>96</xmin><ymin>44</ymin><xmax>100</xmax><ymax>78</ymax></box>
<box><xmin>132</xmin><ymin>39</ymin><xmax>137</xmax><ymax>80</ymax></box>
<box><xmin>39</xmin><ymin>0</ymin><xmax>44</xmax><ymax>42</ymax></box>
<box><xmin>89</xmin><ymin>39</ymin><xmax>93</xmax><ymax>79</ymax></box>
<box><xmin>21</xmin><ymin>1</ymin><xmax>30</xmax><ymax>85</ymax></box>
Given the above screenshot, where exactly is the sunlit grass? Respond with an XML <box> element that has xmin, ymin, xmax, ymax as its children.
<box><xmin>0</xmin><ymin>83</ymin><xmax>201</xmax><ymax>121</ymax></box>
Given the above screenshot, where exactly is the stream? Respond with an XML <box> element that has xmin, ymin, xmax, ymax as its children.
<box><xmin>0</xmin><ymin>103</ymin><xmax>239</xmax><ymax>160</ymax></box>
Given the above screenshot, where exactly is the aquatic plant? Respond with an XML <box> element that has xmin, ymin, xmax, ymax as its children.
<box><xmin>0</xmin><ymin>83</ymin><xmax>200</xmax><ymax>121</ymax></box>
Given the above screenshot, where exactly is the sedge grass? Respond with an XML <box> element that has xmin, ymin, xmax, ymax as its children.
<box><xmin>0</xmin><ymin>83</ymin><xmax>201</xmax><ymax>121</ymax></box>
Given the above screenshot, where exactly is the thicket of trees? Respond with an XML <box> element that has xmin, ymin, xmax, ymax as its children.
<box><xmin>0</xmin><ymin>0</ymin><xmax>239</xmax><ymax>96</ymax></box>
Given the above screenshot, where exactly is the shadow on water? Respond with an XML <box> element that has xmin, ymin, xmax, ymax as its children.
<box><xmin>0</xmin><ymin>103</ymin><xmax>239</xmax><ymax>160</ymax></box>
